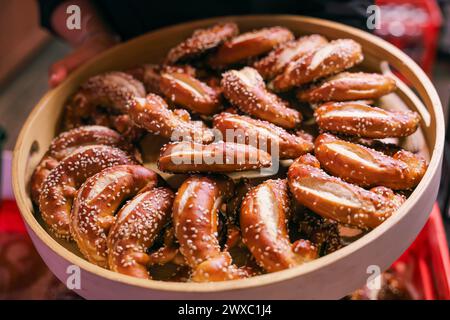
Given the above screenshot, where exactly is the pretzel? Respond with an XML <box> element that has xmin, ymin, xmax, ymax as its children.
<box><xmin>314</xmin><ymin>133</ymin><xmax>427</xmax><ymax>190</ymax></box>
<box><xmin>159</xmin><ymin>69</ymin><xmax>221</xmax><ymax>115</ymax></box>
<box><xmin>270</xmin><ymin>39</ymin><xmax>363</xmax><ymax>92</ymax></box>
<box><xmin>173</xmin><ymin>175</ymin><xmax>250</xmax><ymax>282</ymax></box>
<box><xmin>221</xmin><ymin>67</ymin><xmax>302</xmax><ymax>129</ymax></box>
<box><xmin>128</xmin><ymin>94</ymin><xmax>215</xmax><ymax>143</ymax></box>
<box><xmin>287</xmin><ymin>154</ymin><xmax>405</xmax><ymax>229</ymax></box>
<box><xmin>158</xmin><ymin>141</ymin><xmax>272</xmax><ymax>173</ymax></box>
<box><xmin>165</xmin><ymin>22</ymin><xmax>239</xmax><ymax>64</ymax></box>
<box><xmin>213</xmin><ymin>112</ymin><xmax>313</xmax><ymax>159</ymax></box>
<box><xmin>297</xmin><ymin>72</ymin><xmax>396</xmax><ymax>103</ymax></box>
<box><xmin>71</xmin><ymin>165</ymin><xmax>158</xmax><ymax>267</ymax></box>
<box><xmin>208</xmin><ymin>27</ymin><xmax>294</xmax><ymax>69</ymax></box>
<box><xmin>107</xmin><ymin>187</ymin><xmax>174</xmax><ymax>278</ymax></box>
<box><xmin>30</xmin><ymin>125</ymin><xmax>137</xmax><ymax>205</ymax></box>
<box><xmin>64</xmin><ymin>72</ymin><xmax>146</xmax><ymax>129</ymax></box>
<box><xmin>240</xmin><ymin>179</ymin><xmax>317</xmax><ymax>272</ymax></box>
<box><xmin>254</xmin><ymin>34</ymin><xmax>328</xmax><ymax>80</ymax></box>
<box><xmin>38</xmin><ymin>145</ymin><xmax>137</xmax><ymax>238</ymax></box>
<box><xmin>314</xmin><ymin>101</ymin><xmax>420</xmax><ymax>138</ymax></box>
<box><xmin>126</xmin><ymin>64</ymin><xmax>197</xmax><ymax>94</ymax></box>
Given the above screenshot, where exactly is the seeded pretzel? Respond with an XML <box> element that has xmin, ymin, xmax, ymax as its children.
<box><xmin>173</xmin><ymin>176</ymin><xmax>250</xmax><ymax>282</ymax></box>
<box><xmin>314</xmin><ymin>133</ymin><xmax>427</xmax><ymax>190</ymax></box>
<box><xmin>30</xmin><ymin>126</ymin><xmax>138</xmax><ymax>205</ymax></box>
<box><xmin>165</xmin><ymin>22</ymin><xmax>239</xmax><ymax>64</ymax></box>
<box><xmin>270</xmin><ymin>39</ymin><xmax>363</xmax><ymax>91</ymax></box>
<box><xmin>39</xmin><ymin>145</ymin><xmax>137</xmax><ymax>238</ymax></box>
<box><xmin>107</xmin><ymin>187</ymin><xmax>174</xmax><ymax>279</ymax></box>
<box><xmin>213</xmin><ymin>112</ymin><xmax>313</xmax><ymax>159</ymax></box>
<box><xmin>159</xmin><ymin>70</ymin><xmax>221</xmax><ymax>115</ymax></box>
<box><xmin>71</xmin><ymin>165</ymin><xmax>158</xmax><ymax>267</ymax></box>
<box><xmin>208</xmin><ymin>27</ymin><xmax>294</xmax><ymax>68</ymax></box>
<box><xmin>287</xmin><ymin>154</ymin><xmax>405</xmax><ymax>229</ymax></box>
<box><xmin>254</xmin><ymin>34</ymin><xmax>328</xmax><ymax>80</ymax></box>
<box><xmin>64</xmin><ymin>72</ymin><xmax>146</xmax><ymax>129</ymax></box>
<box><xmin>240</xmin><ymin>179</ymin><xmax>318</xmax><ymax>272</ymax></box>
<box><xmin>158</xmin><ymin>141</ymin><xmax>272</xmax><ymax>173</ymax></box>
<box><xmin>314</xmin><ymin>101</ymin><xmax>420</xmax><ymax>138</ymax></box>
<box><xmin>128</xmin><ymin>94</ymin><xmax>215</xmax><ymax>143</ymax></box>
<box><xmin>297</xmin><ymin>72</ymin><xmax>397</xmax><ymax>103</ymax></box>
<box><xmin>221</xmin><ymin>67</ymin><xmax>302</xmax><ymax>129</ymax></box>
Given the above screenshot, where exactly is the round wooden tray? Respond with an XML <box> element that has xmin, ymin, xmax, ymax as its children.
<box><xmin>12</xmin><ymin>15</ymin><xmax>445</xmax><ymax>299</ymax></box>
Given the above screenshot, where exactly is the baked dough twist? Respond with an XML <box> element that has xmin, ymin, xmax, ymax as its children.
<box><xmin>270</xmin><ymin>39</ymin><xmax>363</xmax><ymax>91</ymax></box>
<box><xmin>213</xmin><ymin>112</ymin><xmax>313</xmax><ymax>159</ymax></box>
<box><xmin>71</xmin><ymin>165</ymin><xmax>158</xmax><ymax>267</ymax></box>
<box><xmin>297</xmin><ymin>72</ymin><xmax>396</xmax><ymax>103</ymax></box>
<box><xmin>314</xmin><ymin>101</ymin><xmax>420</xmax><ymax>138</ymax></box>
<box><xmin>173</xmin><ymin>176</ymin><xmax>250</xmax><ymax>282</ymax></box>
<box><xmin>221</xmin><ymin>67</ymin><xmax>302</xmax><ymax>129</ymax></box>
<box><xmin>314</xmin><ymin>133</ymin><xmax>427</xmax><ymax>190</ymax></box>
<box><xmin>240</xmin><ymin>179</ymin><xmax>318</xmax><ymax>272</ymax></box>
<box><xmin>107</xmin><ymin>187</ymin><xmax>174</xmax><ymax>279</ymax></box>
<box><xmin>39</xmin><ymin>145</ymin><xmax>137</xmax><ymax>238</ymax></box>
<box><xmin>158</xmin><ymin>141</ymin><xmax>272</xmax><ymax>173</ymax></box>
<box><xmin>30</xmin><ymin>125</ymin><xmax>137</xmax><ymax>204</ymax></box>
<box><xmin>287</xmin><ymin>154</ymin><xmax>405</xmax><ymax>229</ymax></box>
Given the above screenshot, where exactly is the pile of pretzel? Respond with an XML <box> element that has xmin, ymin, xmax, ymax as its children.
<box><xmin>31</xmin><ymin>22</ymin><xmax>427</xmax><ymax>282</ymax></box>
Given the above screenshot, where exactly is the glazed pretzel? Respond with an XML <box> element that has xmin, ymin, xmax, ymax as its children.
<box><xmin>287</xmin><ymin>154</ymin><xmax>405</xmax><ymax>229</ymax></box>
<box><xmin>158</xmin><ymin>141</ymin><xmax>272</xmax><ymax>173</ymax></box>
<box><xmin>270</xmin><ymin>39</ymin><xmax>363</xmax><ymax>92</ymax></box>
<box><xmin>221</xmin><ymin>67</ymin><xmax>302</xmax><ymax>129</ymax></box>
<box><xmin>165</xmin><ymin>22</ymin><xmax>239</xmax><ymax>64</ymax></box>
<box><xmin>213</xmin><ymin>112</ymin><xmax>313</xmax><ymax>159</ymax></box>
<box><xmin>71</xmin><ymin>165</ymin><xmax>158</xmax><ymax>267</ymax></box>
<box><xmin>297</xmin><ymin>72</ymin><xmax>397</xmax><ymax>103</ymax></box>
<box><xmin>159</xmin><ymin>69</ymin><xmax>221</xmax><ymax>115</ymax></box>
<box><xmin>173</xmin><ymin>176</ymin><xmax>250</xmax><ymax>282</ymax></box>
<box><xmin>314</xmin><ymin>101</ymin><xmax>420</xmax><ymax>138</ymax></box>
<box><xmin>38</xmin><ymin>145</ymin><xmax>137</xmax><ymax>238</ymax></box>
<box><xmin>208</xmin><ymin>27</ymin><xmax>294</xmax><ymax>69</ymax></box>
<box><xmin>30</xmin><ymin>125</ymin><xmax>137</xmax><ymax>205</ymax></box>
<box><xmin>64</xmin><ymin>72</ymin><xmax>146</xmax><ymax>129</ymax></box>
<box><xmin>314</xmin><ymin>133</ymin><xmax>427</xmax><ymax>190</ymax></box>
<box><xmin>107</xmin><ymin>187</ymin><xmax>174</xmax><ymax>279</ymax></box>
<box><xmin>240</xmin><ymin>179</ymin><xmax>318</xmax><ymax>272</ymax></box>
<box><xmin>128</xmin><ymin>94</ymin><xmax>215</xmax><ymax>143</ymax></box>
<box><xmin>253</xmin><ymin>34</ymin><xmax>328</xmax><ymax>80</ymax></box>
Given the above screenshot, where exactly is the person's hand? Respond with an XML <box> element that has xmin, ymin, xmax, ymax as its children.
<box><xmin>49</xmin><ymin>33</ymin><xmax>119</xmax><ymax>88</ymax></box>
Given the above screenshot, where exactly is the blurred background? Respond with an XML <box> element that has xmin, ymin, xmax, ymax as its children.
<box><xmin>0</xmin><ymin>0</ymin><xmax>449</xmax><ymax>299</ymax></box>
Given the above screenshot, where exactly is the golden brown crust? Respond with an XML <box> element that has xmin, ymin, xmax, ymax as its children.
<box><xmin>71</xmin><ymin>165</ymin><xmax>158</xmax><ymax>267</ymax></box>
<box><xmin>240</xmin><ymin>179</ymin><xmax>317</xmax><ymax>272</ymax></box>
<box><xmin>270</xmin><ymin>39</ymin><xmax>363</xmax><ymax>91</ymax></box>
<box><xmin>107</xmin><ymin>187</ymin><xmax>174</xmax><ymax>279</ymax></box>
<box><xmin>287</xmin><ymin>154</ymin><xmax>405</xmax><ymax>229</ymax></box>
<box><xmin>159</xmin><ymin>70</ymin><xmax>221</xmax><ymax>115</ymax></box>
<box><xmin>208</xmin><ymin>27</ymin><xmax>294</xmax><ymax>68</ymax></box>
<box><xmin>38</xmin><ymin>145</ymin><xmax>137</xmax><ymax>238</ymax></box>
<box><xmin>314</xmin><ymin>133</ymin><xmax>427</xmax><ymax>190</ymax></box>
<box><xmin>314</xmin><ymin>101</ymin><xmax>420</xmax><ymax>138</ymax></box>
<box><xmin>213</xmin><ymin>112</ymin><xmax>313</xmax><ymax>159</ymax></box>
<box><xmin>165</xmin><ymin>22</ymin><xmax>239</xmax><ymax>64</ymax></box>
<box><xmin>221</xmin><ymin>67</ymin><xmax>302</xmax><ymax>129</ymax></box>
<box><xmin>128</xmin><ymin>94</ymin><xmax>215</xmax><ymax>143</ymax></box>
<box><xmin>157</xmin><ymin>141</ymin><xmax>272</xmax><ymax>173</ymax></box>
<box><xmin>64</xmin><ymin>72</ymin><xmax>146</xmax><ymax>129</ymax></box>
<box><xmin>297</xmin><ymin>72</ymin><xmax>397</xmax><ymax>102</ymax></box>
<box><xmin>172</xmin><ymin>175</ymin><xmax>249</xmax><ymax>282</ymax></box>
<box><xmin>30</xmin><ymin>126</ymin><xmax>138</xmax><ymax>205</ymax></box>
<box><xmin>254</xmin><ymin>34</ymin><xmax>328</xmax><ymax>80</ymax></box>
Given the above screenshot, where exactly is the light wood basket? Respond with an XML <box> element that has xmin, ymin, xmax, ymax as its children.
<box><xmin>12</xmin><ymin>15</ymin><xmax>445</xmax><ymax>299</ymax></box>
